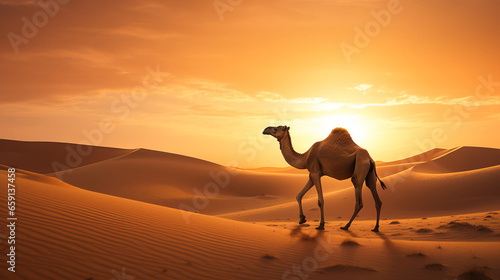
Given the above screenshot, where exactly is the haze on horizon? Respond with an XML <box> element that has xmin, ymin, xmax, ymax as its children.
<box><xmin>1</xmin><ymin>0</ymin><xmax>499</xmax><ymax>168</ymax></box>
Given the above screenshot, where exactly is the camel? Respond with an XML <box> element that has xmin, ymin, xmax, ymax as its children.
<box><xmin>263</xmin><ymin>125</ymin><xmax>387</xmax><ymax>231</ymax></box>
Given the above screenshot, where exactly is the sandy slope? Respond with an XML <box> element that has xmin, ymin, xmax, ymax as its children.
<box><xmin>378</xmin><ymin>148</ymin><xmax>451</xmax><ymax>166</ymax></box>
<box><xmin>0</xmin><ymin>167</ymin><xmax>311</xmax><ymax>279</ymax></box>
<box><xmin>412</xmin><ymin>146</ymin><xmax>500</xmax><ymax>173</ymax></box>
<box><xmin>222</xmin><ymin>163</ymin><xmax>500</xmax><ymax>223</ymax></box>
<box><xmin>0</xmin><ymin>168</ymin><xmax>499</xmax><ymax>280</ymax></box>
<box><xmin>1</xmin><ymin>140</ymin><xmax>500</xmax><ymax>279</ymax></box>
<box><xmin>248</xmin><ymin>166</ymin><xmax>309</xmax><ymax>175</ymax></box>
<box><xmin>45</xmin><ymin>148</ymin><xmax>317</xmax><ymax>215</ymax></box>
<box><xmin>222</xmin><ymin>146</ymin><xmax>500</xmax><ymax>223</ymax></box>
<box><xmin>0</xmin><ymin>138</ymin><xmax>133</xmax><ymax>174</ymax></box>
<box><xmin>1</xmin><ymin>140</ymin><xmax>499</xmax><ymax>222</ymax></box>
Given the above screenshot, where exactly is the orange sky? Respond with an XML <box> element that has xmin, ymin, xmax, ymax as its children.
<box><xmin>1</xmin><ymin>0</ymin><xmax>499</xmax><ymax>168</ymax></box>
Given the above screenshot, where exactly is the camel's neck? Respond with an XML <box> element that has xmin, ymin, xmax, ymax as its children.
<box><xmin>279</xmin><ymin>131</ymin><xmax>307</xmax><ymax>169</ymax></box>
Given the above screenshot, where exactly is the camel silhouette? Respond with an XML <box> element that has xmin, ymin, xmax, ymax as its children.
<box><xmin>263</xmin><ymin>126</ymin><xmax>387</xmax><ymax>231</ymax></box>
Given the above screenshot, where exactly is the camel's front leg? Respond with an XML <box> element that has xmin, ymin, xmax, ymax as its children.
<box><xmin>296</xmin><ymin>179</ymin><xmax>314</xmax><ymax>224</ymax></box>
<box><xmin>310</xmin><ymin>173</ymin><xmax>325</xmax><ymax>230</ymax></box>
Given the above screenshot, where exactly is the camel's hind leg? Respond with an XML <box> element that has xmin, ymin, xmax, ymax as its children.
<box><xmin>340</xmin><ymin>185</ymin><xmax>363</xmax><ymax>231</ymax></box>
<box><xmin>366</xmin><ymin>166</ymin><xmax>382</xmax><ymax>232</ymax></box>
<box><xmin>341</xmin><ymin>152</ymin><xmax>370</xmax><ymax>231</ymax></box>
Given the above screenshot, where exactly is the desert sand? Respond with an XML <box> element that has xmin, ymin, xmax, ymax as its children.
<box><xmin>1</xmin><ymin>139</ymin><xmax>499</xmax><ymax>280</ymax></box>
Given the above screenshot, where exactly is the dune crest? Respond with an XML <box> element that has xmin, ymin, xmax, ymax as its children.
<box><xmin>412</xmin><ymin>146</ymin><xmax>500</xmax><ymax>174</ymax></box>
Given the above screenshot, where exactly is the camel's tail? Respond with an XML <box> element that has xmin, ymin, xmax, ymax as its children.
<box><xmin>371</xmin><ymin>160</ymin><xmax>387</xmax><ymax>190</ymax></box>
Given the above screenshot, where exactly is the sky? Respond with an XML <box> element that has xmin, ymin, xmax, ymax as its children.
<box><xmin>1</xmin><ymin>0</ymin><xmax>499</xmax><ymax>168</ymax></box>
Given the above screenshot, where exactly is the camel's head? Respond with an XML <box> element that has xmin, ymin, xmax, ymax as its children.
<box><xmin>262</xmin><ymin>125</ymin><xmax>289</xmax><ymax>141</ymax></box>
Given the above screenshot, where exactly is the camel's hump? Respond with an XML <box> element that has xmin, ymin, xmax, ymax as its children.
<box><xmin>331</xmin><ymin>127</ymin><xmax>350</xmax><ymax>135</ymax></box>
<box><xmin>326</xmin><ymin>127</ymin><xmax>355</xmax><ymax>143</ymax></box>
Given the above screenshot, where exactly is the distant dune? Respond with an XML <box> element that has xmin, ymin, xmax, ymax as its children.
<box><xmin>412</xmin><ymin>146</ymin><xmax>500</xmax><ymax>173</ymax></box>
<box><xmin>223</xmin><ymin>146</ymin><xmax>500</xmax><ymax>222</ymax></box>
<box><xmin>378</xmin><ymin>148</ymin><xmax>450</xmax><ymax>166</ymax></box>
<box><xmin>0</xmin><ymin>139</ymin><xmax>499</xmax><ymax>280</ymax></box>
<box><xmin>0</xmin><ymin>138</ymin><xmax>132</xmax><ymax>174</ymax></box>
<box><xmin>46</xmin><ymin>148</ymin><xmax>313</xmax><ymax>215</ymax></box>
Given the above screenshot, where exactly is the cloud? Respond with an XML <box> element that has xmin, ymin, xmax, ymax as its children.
<box><xmin>313</xmin><ymin>94</ymin><xmax>500</xmax><ymax>111</ymax></box>
<box><xmin>351</xmin><ymin>84</ymin><xmax>373</xmax><ymax>93</ymax></box>
<box><xmin>256</xmin><ymin>92</ymin><xmax>285</xmax><ymax>102</ymax></box>
<box><xmin>371</xmin><ymin>94</ymin><xmax>500</xmax><ymax>107</ymax></box>
<box><xmin>291</xmin><ymin>97</ymin><xmax>327</xmax><ymax>104</ymax></box>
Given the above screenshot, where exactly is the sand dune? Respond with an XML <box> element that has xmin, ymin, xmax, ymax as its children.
<box><xmin>0</xmin><ymin>167</ymin><xmax>327</xmax><ymax>279</ymax></box>
<box><xmin>0</xmin><ymin>140</ymin><xmax>314</xmax><ymax>214</ymax></box>
<box><xmin>1</xmin><ymin>140</ymin><xmax>499</xmax><ymax>279</ymax></box>
<box><xmin>378</xmin><ymin>148</ymin><xmax>451</xmax><ymax>167</ymax></box>
<box><xmin>45</xmin><ymin>148</ymin><xmax>317</xmax><ymax>215</ymax></box>
<box><xmin>412</xmin><ymin>146</ymin><xmax>500</xmax><ymax>174</ymax></box>
<box><xmin>1</xmin><ymin>167</ymin><xmax>499</xmax><ymax>280</ymax></box>
<box><xmin>233</xmin><ymin>147</ymin><xmax>500</xmax><ymax>222</ymax></box>
<box><xmin>1</xmin><ymin>140</ymin><xmax>499</xmax><ymax>221</ymax></box>
<box><xmin>0</xmin><ymin>167</ymin><xmax>308</xmax><ymax>279</ymax></box>
<box><xmin>0</xmin><ymin>138</ymin><xmax>133</xmax><ymax>174</ymax></box>
<box><xmin>223</xmin><ymin>156</ymin><xmax>500</xmax><ymax>223</ymax></box>
<box><xmin>248</xmin><ymin>166</ymin><xmax>309</xmax><ymax>175</ymax></box>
